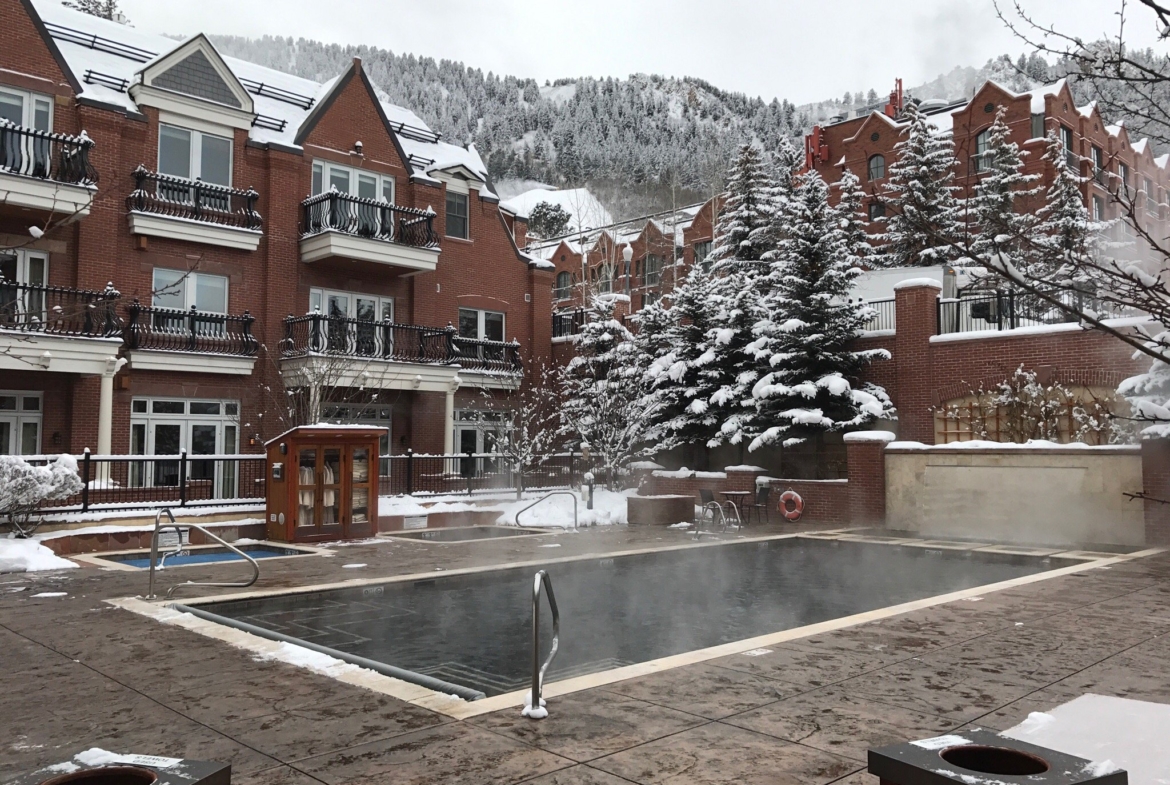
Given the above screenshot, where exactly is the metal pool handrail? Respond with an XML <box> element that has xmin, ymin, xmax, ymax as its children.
<box><xmin>514</xmin><ymin>491</ymin><xmax>578</xmax><ymax>529</ymax></box>
<box><xmin>524</xmin><ymin>569</ymin><xmax>559</xmax><ymax>719</ymax></box>
<box><xmin>145</xmin><ymin>507</ymin><xmax>260</xmax><ymax>600</ymax></box>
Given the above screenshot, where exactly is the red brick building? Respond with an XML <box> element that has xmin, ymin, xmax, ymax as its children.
<box><xmin>0</xmin><ymin>0</ymin><xmax>554</xmax><ymax>468</ymax></box>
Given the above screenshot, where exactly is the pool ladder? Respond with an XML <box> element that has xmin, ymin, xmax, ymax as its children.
<box><xmin>145</xmin><ymin>508</ymin><xmax>260</xmax><ymax>600</ymax></box>
<box><xmin>693</xmin><ymin>500</ymin><xmax>741</xmax><ymax>540</ymax></box>
<box><xmin>523</xmin><ymin>569</ymin><xmax>560</xmax><ymax>719</ymax></box>
<box><xmin>514</xmin><ymin>491</ymin><xmax>578</xmax><ymax>529</ymax></box>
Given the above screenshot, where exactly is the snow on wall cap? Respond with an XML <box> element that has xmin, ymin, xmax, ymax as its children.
<box><xmin>842</xmin><ymin>431</ymin><xmax>897</xmax><ymax>443</ymax></box>
<box><xmin>892</xmin><ymin>278</ymin><xmax>943</xmax><ymax>290</ymax></box>
<box><xmin>725</xmin><ymin>465</ymin><xmax>766</xmax><ymax>472</ymax></box>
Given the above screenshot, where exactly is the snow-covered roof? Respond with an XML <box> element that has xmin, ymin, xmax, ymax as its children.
<box><xmin>32</xmin><ymin>0</ymin><xmax>491</xmax><ymax>191</ymax></box>
<box><xmin>499</xmin><ymin>187</ymin><xmax>612</xmax><ymax>232</ymax></box>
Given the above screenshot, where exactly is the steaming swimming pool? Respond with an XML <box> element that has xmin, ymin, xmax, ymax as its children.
<box><xmin>189</xmin><ymin>537</ymin><xmax>1080</xmax><ymax>698</ymax></box>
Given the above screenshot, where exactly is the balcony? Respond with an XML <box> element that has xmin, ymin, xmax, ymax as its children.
<box><xmin>0</xmin><ymin>121</ymin><xmax>97</xmax><ymax>216</ymax></box>
<box><xmin>123</xmin><ymin>300</ymin><xmax>258</xmax><ymax>375</ymax></box>
<box><xmin>126</xmin><ymin>166</ymin><xmax>263</xmax><ymax>251</ymax></box>
<box><xmin>281</xmin><ymin>313</ymin><xmax>520</xmax><ymax>392</ymax></box>
<box><xmin>298</xmin><ymin>191</ymin><xmax>440</xmax><ymax>272</ymax></box>
<box><xmin>0</xmin><ymin>279</ymin><xmax>122</xmax><ymax>374</ymax></box>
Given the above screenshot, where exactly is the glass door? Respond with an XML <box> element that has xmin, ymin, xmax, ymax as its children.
<box><xmin>350</xmin><ymin>447</ymin><xmax>372</xmax><ymax>535</ymax></box>
<box><xmin>150</xmin><ymin>421</ymin><xmax>183</xmax><ymax>486</ymax></box>
<box><xmin>326</xmin><ymin>294</ymin><xmax>349</xmax><ymax>352</ymax></box>
<box><xmin>296</xmin><ymin>448</ymin><xmax>318</xmax><ymax>531</ymax></box>
<box><xmin>295</xmin><ymin>446</ymin><xmax>344</xmax><ymax>538</ymax></box>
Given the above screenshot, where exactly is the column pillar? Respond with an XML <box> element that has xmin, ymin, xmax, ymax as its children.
<box><xmin>893</xmin><ymin>279</ymin><xmax>942</xmax><ymax>444</ymax></box>
<box><xmin>844</xmin><ymin>430</ymin><xmax>895</xmax><ymax>526</ymax></box>
<box><xmin>97</xmin><ymin>357</ymin><xmax>126</xmax><ymax>455</ymax></box>
<box><xmin>444</xmin><ymin>377</ymin><xmax>459</xmax><ymax>456</ymax></box>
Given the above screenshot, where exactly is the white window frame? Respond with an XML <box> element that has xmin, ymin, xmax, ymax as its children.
<box><xmin>0</xmin><ymin>390</ymin><xmax>42</xmax><ymax>456</ymax></box>
<box><xmin>309</xmin><ymin>288</ymin><xmax>395</xmax><ymax>322</ymax></box>
<box><xmin>152</xmin><ymin>268</ymin><xmax>229</xmax><ymax>314</ymax></box>
<box><xmin>311</xmin><ymin>160</ymin><xmax>395</xmax><ymax>204</ymax></box>
<box><xmin>974</xmin><ymin>129</ymin><xmax>992</xmax><ymax>173</ymax></box>
<box><xmin>0</xmin><ymin>249</ymin><xmax>48</xmax><ymax>286</ymax></box>
<box><xmin>129</xmin><ymin>397</ymin><xmax>240</xmax><ymax>490</ymax></box>
<box><xmin>457</xmin><ymin>307</ymin><xmax>505</xmax><ymax>342</ymax></box>
<box><xmin>445</xmin><ymin>191</ymin><xmax>469</xmax><ymax>239</ymax></box>
<box><xmin>867</xmin><ymin>154</ymin><xmax>886</xmax><ymax>181</ymax></box>
<box><xmin>554</xmin><ymin>271</ymin><xmax>572</xmax><ymax>300</ymax></box>
<box><xmin>158</xmin><ymin>122</ymin><xmax>233</xmax><ymax>186</ymax></box>
<box><xmin>0</xmin><ymin>87</ymin><xmax>52</xmax><ymax>132</ymax></box>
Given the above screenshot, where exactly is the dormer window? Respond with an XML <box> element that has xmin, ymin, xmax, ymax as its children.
<box><xmin>159</xmin><ymin>124</ymin><xmax>232</xmax><ymax>186</ymax></box>
<box><xmin>0</xmin><ymin>87</ymin><xmax>51</xmax><ymax>131</ymax></box>
<box><xmin>446</xmin><ymin>191</ymin><xmax>469</xmax><ymax>239</ymax></box>
<box><xmin>311</xmin><ymin>161</ymin><xmax>394</xmax><ymax>204</ymax></box>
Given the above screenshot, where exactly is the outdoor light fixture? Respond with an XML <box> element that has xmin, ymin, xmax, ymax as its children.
<box><xmin>353</xmin><ymin>140</ymin><xmax>363</xmax><ymax>154</ymax></box>
<box><xmin>623</xmin><ymin>245</ymin><xmax>633</xmax><ymax>295</ymax></box>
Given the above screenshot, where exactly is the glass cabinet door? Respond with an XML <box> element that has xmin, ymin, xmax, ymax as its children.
<box><xmin>297</xmin><ymin>448</ymin><xmax>316</xmax><ymax>528</ymax></box>
<box><xmin>352</xmin><ymin>447</ymin><xmax>370</xmax><ymax>525</ymax></box>
<box><xmin>322</xmin><ymin>448</ymin><xmax>342</xmax><ymax>528</ymax></box>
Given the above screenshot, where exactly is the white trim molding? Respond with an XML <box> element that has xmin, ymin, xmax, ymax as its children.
<box><xmin>0</xmin><ymin>172</ymin><xmax>94</xmax><ymax>216</ymax></box>
<box><xmin>0</xmin><ymin>332</ymin><xmax>122</xmax><ymax>375</ymax></box>
<box><xmin>128</xmin><ymin>212</ymin><xmax>262</xmax><ymax>251</ymax></box>
<box><xmin>299</xmin><ymin>230</ymin><xmax>439</xmax><ymax>272</ymax></box>
<box><xmin>126</xmin><ymin>350</ymin><xmax>256</xmax><ymax>376</ymax></box>
<box><xmin>280</xmin><ymin>355</ymin><xmax>458</xmax><ymax>392</ymax></box>
<box><xmin>131</xmin><ymin>35</ymin><xmax>255</xmax><ymax>129</ymax></box>
<box><xmin>456</xmin><ymin>368</ymin><xmax>522</xmax><ymax>391</ymax></box>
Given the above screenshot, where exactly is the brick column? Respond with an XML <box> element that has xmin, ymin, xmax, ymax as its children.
<box><xmin>844</xmin><ymin>430</ymin><xmax>894</xmax><ymax>527</ymax></box>
<box><xmin>725</xmin><ymin>465</ymin><xmax>765</xmax><ymax>493</ymax></box>
<box><xmin>1142</xmin><ymin>438</ymin><xmax>1170</xmax><ymax>546</ymax></box>
<box><xmin>893</xmin><ymin>280</ymin><xmax>941</xmax><ymax>444</ymax></box>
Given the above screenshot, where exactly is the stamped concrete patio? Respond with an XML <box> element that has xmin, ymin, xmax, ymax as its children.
<box><xmin>1</xmin><ymin>523</ymin><xmax>1167</xmax><ymax>785</ymax></box>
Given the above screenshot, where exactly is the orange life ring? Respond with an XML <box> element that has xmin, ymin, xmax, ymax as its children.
<box><xmin>778</xmin><ymin>490</ymin><xmax>804</xmax><ymax>521</ymax></box>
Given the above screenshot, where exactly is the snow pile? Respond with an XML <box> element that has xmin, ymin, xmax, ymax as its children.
<box><xmin>0</xmin><ymin>538</ymin><xmax>77</xmax><ymax>573</ymax></box>
<box><xmin>497</xmin><ymin>488</ymin><xmax>629</xmax><ymax>528</ymax></box>
<box><xmin>254</xmin><ymin>642</ymin><xmax>365</xmax><ymax>679</ymax></box>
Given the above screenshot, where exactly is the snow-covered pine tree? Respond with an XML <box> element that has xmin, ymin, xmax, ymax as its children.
<box><xmin>834</xmin><ymin>169</ymin><xmax>875</xmax><ymax>270</ymax></box>
<box><xmin>703</xmin><ymin>144</ymin><xmax>779</xmax><ymax>448</ymax></box>
<box><xmin>750</xmin><ymin>171</ymin><xmax>894</xmax><ymax>453</ymax></box>
<box><xmin>879</xmin><ymin>101</ymin><xmax>965</xmax><ymax>268</ymax></box>
<box><xmin>642</xmin><ymin>263</ymin><xmax>723</xmax><ymax>451</ymax></box>
<box><xmin>63</xmin><ymin>0</ymin><xmax>124</xmax><ymax>20</ymax></box>
<box><xmin>1027</xmin><ymin>131</ymin><xmax>1099</xmax><ymax>284</ymax></box>
<box><xmin>558</xmin><ymin>295</ymin><xmax>651</xmax><ymax>487</ymax></box>
<box><xmin>970</xmin><ymin>107</ymin><xmax>1042</xmax><ymax>275</ymax></box>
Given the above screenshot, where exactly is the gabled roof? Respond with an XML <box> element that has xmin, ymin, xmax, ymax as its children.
<box><xmin>18</xmin><ymin>0</ymin><xmax>82</xmax><ymax>94</ymax></box>
<box><xmin>135</xmin><ymin>34</ymin><xmax>253</xmax><ymax>114</ymax></box>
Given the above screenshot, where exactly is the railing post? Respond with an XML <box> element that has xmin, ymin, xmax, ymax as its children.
<box><xmin>406</xmin><ymin>448</ymin><xmax>414</xmax><ymax>496</ymax></box>
<box><xmin>192</xmin><ymin>178</ymin><xmax>204</xmax><ymax>221</ymax></box>
<box><xmin>310</xmin><ymin>308</ymin><xmax>323</xmax><ymax>353</ymax></box>
<box><xmin>382</xmin><ymin>320</ymin><xmax>392</xmax><ymax>359</ymax></box>
<box><xmin>130</xmin><ymin>164</ymin><xmax>147</xmax><ymax>211</ymax></box>
<box><xmin>244</xmin><ymin>187</ymin><xmax>260</xmax><ymax>230</ymax></box>
<box><xmin>569</xmin><ymin>451</ymin><xmax>576</xmax><ymax>489</ymax></box>
<box><xmin>241</xmin><ymin>310</ymin><xmax>256</xmax><ymax>356</ymax></box>
<box><xmin>101</xmin><ymin>282</ymin><xmax>121</xmax><ymax>338</ymax></box>
<box><xmin>1008</xmin><ymin>290</ymin><xmax>1017</xmax><ymax>330</ymax></box>
<box><xmin>81</xmin><ymin>448</ymin><xmax>91</xmax><ymax>513</ymax></box>
<box><xmin>126</xmin><ymin>298</ymin><xmax>141</xmax><ymax>349</ymax></box>
<box><xmin>445</xmin><ymin>323</ymin><xmax>457</xmax><ymax>364</ymax></box>
<box><xmin>187</xmin><ymin>305</ymin><xmax>198</xmax><ymax>352</ymax></box>
<box><xmin>179</xmin><ymin>448</ymin><xmax>188</xmax><ymax>507</ymax></box>
<box><xmin>467</xmin><ymin>452</ymin><xmax>474</xmax><ymax>496</ymax></box>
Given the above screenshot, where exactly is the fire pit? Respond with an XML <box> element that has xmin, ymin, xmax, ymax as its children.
<box><xmin>9</xmin><ymin>752</ymin><xmax>230</xmax><ymax>785</ymax></box>
<box><xmin>869</xmin><ymin>727</ymin><xmax>1126</xmax><ymax>785</ymax></box>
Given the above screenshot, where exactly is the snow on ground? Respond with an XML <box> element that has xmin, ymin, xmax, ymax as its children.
<box><xmin>380</xmin><ymin>488</ymin><xmax>629</xmax><ymax>529</ymax></box>
<box><xmin>0</xmin><ymin>538</ymin><xmax>78</xmax><ymax>573</ymax></box>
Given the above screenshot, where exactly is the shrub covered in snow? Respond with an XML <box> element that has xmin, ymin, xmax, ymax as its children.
<box><xmin>0</xmin><ymin>455</ymin><xmax>83</xmax><ymax>537</ymax></box>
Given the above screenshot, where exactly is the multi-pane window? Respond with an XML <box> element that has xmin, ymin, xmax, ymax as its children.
<box><xmin>152</xmin><ymin>268</ymin><xmax>228</xmax><ymax>313</ymax></box>
<box><xmin>458</xmin><ymin>308</ymin><xmax>504</xmax><ymax>342</ymax></box>
<box><xmin>158</xmin><ymin>124</ymin><xmax>232</xmax><ymax>186</ymax></box>
<box><xmin>310</xmin><ymin>161</ymin><xmax>394</xmax><ymax>203</ymax></box>
<box><xmin>868</xmin><ymin>201</ymin><xmax>887</xmax><ymax>221</ymax></box>
<box><xmin>693</xmin><ymin>240</ymin><xmax>712</xmax><ymax>271</ymax></box>
<box><xmin>0</xmin><ymin>391</ymin><xmax>42</xmax><ymax>456</ymax></box>
<box><xmin>309</xmin><ymin>288</ymin><xmax>394</xmax><ymax>322</ymax></box>
<box><xmin>974</xmin><ymin>129</ymin><xmax>992</xmax><ymax>173</ymax></box>
<box><xmin>0</xmin><ymin>249</ymin><xmax>47</xmax><ymax>287</ymax></box>
<box><xmin>1145</xmin><ymin>178</ymin><xmax>1156</xmax><ymax>213</ymax></box>
<box><xmin>643</xmin><ymin>254</ymin><xmax>662</xmax><ymax>286</ymax></box>
<box><xmin>129</xmin><ymin>397</ymin><xmax>239</xmax><ymax>492</ymax></box>
<box><xmin>0</xmin><ymin>87</ymin><xmax>51</xmax><ymax>131</ymax></box>
<box><xmin>1060</xmin><ymin>126</ymin><xmax>1076</xmax><ymax>169</ymax></box>
<box><xmin>309</xmin><ymin>288</ymin><xmax>394</xmax><ymax>355</ymax></box>
<box><xmin>0</xmin><ymin>251</ymin><xmax>48</xmax><ymax>326</ymax></box>
<box><xmin>554</xmin><ymin>271</ymin><xmax>572</xmax><ymax>300</ymax></box>
<box><xmin>1030</xmin><ymin>113</ymin><xmax>1045</xmax><ymax>139</ymax></box>
<box><xmin>867</xmin><ymin>154</ymin><xmax>886</xmax><ymax>181</ymax></box>
<box><xmin>445</xmin><ymin>191</ymin><xmax>469</xmax><ymax>239</ymax></box>
<box><xmin>596</xmin><ymin>264</ymin><xmax>614</xmax><ymax>294</ymax></box>
<box><xmin>1092</xmin><ymin>146</ymin><xmax>1105</xmax><ymax>184</ymax></box>
<box><xmin>1093</xmin><ymin>195</ymin><xmax>1106</xmax><ymax>222</ymax></box>
<box><xmin>1117</xmin><ymin>162</ymin><xmax>1130</xmax><ymax>194</ymax></box>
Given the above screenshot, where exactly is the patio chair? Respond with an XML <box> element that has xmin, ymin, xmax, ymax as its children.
<box><xmin>743</xmin><ymin>486</ymin><xmax>770</xmax><ymax>525</ymax></box>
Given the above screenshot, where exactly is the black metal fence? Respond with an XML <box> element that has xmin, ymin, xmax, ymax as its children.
<box><xmin>0</xmin><ymin>278</ymin><xmax>121</xmax><ymax>336</ymax></box>
<box><xmin>0</xmin><ymin>120</ymin><xmax>97</xmax><ymax>185</ymax></box>
<box><xmin>937</xmin><ymin>288</ymin><xmax>1133</xmax><ymax>335</ymax></box>
<box><xmin>301</xmin><ymin>191</ymin><xmax>438</xmax><ymax>248</ymax></box>
<box><xmin>282</xmin><ymin>313</ymin><xmax>521</xmax><ymax>372</ymax></box>
<box><xmin>32</xmin><ymin>450</ymin><xmax>584</xmax><ymax>516</ymax></box>
<box><xmin>553</xmin><ymin>309</ymin><xmax>585</xmax><ymax>338</ymax></box>
<box><xmin>857</xmin><ymin>297</ymin><xmax>895</xmax><ymax>332</ymax></box>
<box><xmin>124</xmin><ymin>300</ymin><xmax>258</xmax><ymax>356</ymax></box>
<box><xmin>127</xmin><ymin>165</ymin><xmax>261</xmax><ymax>230</ymax></box>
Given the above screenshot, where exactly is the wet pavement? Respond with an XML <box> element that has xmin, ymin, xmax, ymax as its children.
<box><xmin>1</xmin><ymin>522</ymin><xmax>1167</xmax><ymax>785</ymax></box>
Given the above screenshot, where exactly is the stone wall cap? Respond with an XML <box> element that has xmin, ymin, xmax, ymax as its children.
<box><xmin>725</xmin><ymin>464</ymin><xmax>767</xmax><ymax>472</ymax></box>
<box><xmin>892</xmin><ymin>278</ymin><xmax>943</xmax><ymax>290</ymax></box>
<box><xmin>843</xmin><ymin>431</ymin><xmax>897</xmax><ymax>443</ymax></box>
<box><xmin>887</xmin><ymin>439</ymin><xmax>1140</xmax><ymax>454</ymax></box>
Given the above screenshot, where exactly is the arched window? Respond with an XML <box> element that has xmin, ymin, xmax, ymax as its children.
<box><xmin>554</xmin><ymin>271</ymin><xmax>571</xmax><ymax>300</ymax></box>
<box><xmin>974</xmin><ymin>128</ymin><xmax>992</xmax><ymax>172</ymax></box>
<box><xmin>867</xmin><ymin>154</ymin><xmax>886</xmax><ymax>181</ymax></box>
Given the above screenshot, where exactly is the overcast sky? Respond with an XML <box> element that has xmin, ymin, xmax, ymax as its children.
<box><xmin>109</xmin><ymin>0</ymin><xmax>1163</xmax><ymax>105</ymax></box>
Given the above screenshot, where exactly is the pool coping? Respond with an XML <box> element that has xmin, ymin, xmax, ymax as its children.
<box><xmin>377</xmin><ymin>525</ymin><xmax>556</xmax><ymax>544</ymax></box>
<box><xmin>108</xmin><ymin>533</ymin><xmax>1165</xmax><ymax>720</ymax></box>
<box><xmin>73</xmin><ymin>541</ymin><xmax>332</xmax><ymax>571</ymax></box>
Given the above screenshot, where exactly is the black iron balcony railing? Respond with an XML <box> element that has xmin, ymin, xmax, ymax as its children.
<box><xmin>553</xmin><ymin>309</ymin><xmax>585</xmax><ymax>338</ymax></box>
<box><xmin>282</xmin><ymin>312</ymin><xmax>521</xmax><ymax>373</ymax></box>
<box><xmin>0</xmin><ymin>121</ymin><xmax>97</xmax><ymax>186</ymax></box>
<box><xmin>301</xmin><ymin>191</ymin><xmax>438</xmax><ymax>249</ymax></box>
<box><xmin>857</xmin><ymin>297</ymin><xmax>895</xmax><ymax>332</ymax></box>
<box><xmin>937</xmin><ymin>288</ymin><xmax>1134</xmax><ymax>335</ymax></box>
<box><xmin>0</xmin><ymin>278</ymin><xmax>120</xmax><ymax>336</ymax></box>
<box><xmin>124</xmin><ymin>300</ymin><xmax>258</xmax><ymax>356</ymax></box>
<box><xmin>127</xmin><ymin>165</ymin><xmax>262</xmax><ymax>231</ymax></box>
